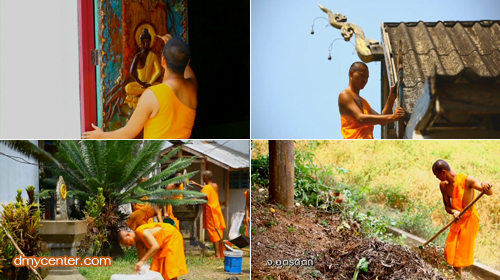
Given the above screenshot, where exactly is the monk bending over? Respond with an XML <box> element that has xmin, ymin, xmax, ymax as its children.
<box><xmin>127</xmin><ymin>204</ymin><xmax>162</xmax><ymax>231</ymax></box>
<box><xmin>432</xmin><ymin>159</ymin><xmax>493</xmax><ymax>276</ymax></box>
<box><xmin>118</xmin><ymin>223</ymin><xmax>188</xmax><ymax>280</ymax></box>
<box><xmin>338</xmin><ymin>61</ymin><xmax>405</xmax><ymax>139</ymax></box>
<box><xmin>83</xmin><ymin>34</ymin><xmax>198</xmax><ymax>139</ymax></box>
<box><xmin>191</xmin><ymin>170</ymin><xmax>226</xmax><ymax>258</ymax></box>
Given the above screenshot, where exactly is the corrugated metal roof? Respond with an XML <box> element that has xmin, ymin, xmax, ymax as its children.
<box><xmin>382</xmin><ymin>20</ymin><xmax>500</xmax><ymax>113</ymax></box>
<box><xmin>162</xmin><ymin>141</ymin><xmax>249</xmax><ymax>170</ymax></box>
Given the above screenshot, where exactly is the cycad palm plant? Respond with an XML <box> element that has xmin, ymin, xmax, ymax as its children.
<box><xmin>3</xmin><ymin>140</ymin><xmax>207</xmax><ymax>256</ymax></box>
<box><xmin>43</xmin><ymin>140</ymin><xmax>206</xmax><ymax>208</ymax></box>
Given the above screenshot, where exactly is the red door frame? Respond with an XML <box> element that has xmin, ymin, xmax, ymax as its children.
<box><xmin>78</xmin><ymin>0</ymin><xmax>97</xmax><ymax>134</ymax></box>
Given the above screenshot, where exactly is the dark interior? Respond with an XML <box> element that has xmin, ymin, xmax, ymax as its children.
<box><xmin>187</xmin><ymin>0</ymin><xmax>250</xmax><ymax>139</ymax></box>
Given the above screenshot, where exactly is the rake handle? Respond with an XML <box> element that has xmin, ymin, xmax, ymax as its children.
<box><xmin>423</xmin><ymin>190</ymin><xmax>486</xmax><ymax>247</ymax></box>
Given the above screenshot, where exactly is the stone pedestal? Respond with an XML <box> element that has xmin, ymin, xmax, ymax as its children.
<box><xmin>173</xmin><ymin>204</ymin><xmax>208</xmax><ymax>255</ymax></box>
<box><xmin>39</xmin><ymin>220</ymin><xmax>88</xmax><ymax>280</ymax></box>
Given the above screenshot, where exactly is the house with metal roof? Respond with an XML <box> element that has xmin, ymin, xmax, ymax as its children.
<box><xmin>160</xmin><ymin>140</ymin><xmax>250</xmax><ymax>244</ymax></box>
<box><xmin>381</xmin><ymin>20</ymin><xmax>500</xmax><ymax>139</ymax></box>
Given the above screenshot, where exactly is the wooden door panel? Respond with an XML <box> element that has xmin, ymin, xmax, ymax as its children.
<box><xmin>95</xmin><ymin>0</ymin><xmax>188</xmax><ymax>132</ymax></box>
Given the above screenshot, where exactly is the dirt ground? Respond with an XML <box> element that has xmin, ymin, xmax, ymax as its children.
<box><xmin>251</xmin><ymin>189</ymin><xmax>482</xmax><ymax>280</ymax></box>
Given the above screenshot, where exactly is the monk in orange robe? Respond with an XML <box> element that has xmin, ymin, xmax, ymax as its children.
<box><xmin>127</xmin><ymin>203</ymin><xmax>162</xmax><ymax>231</ymax></box>
<box><xmin>191</xmin><ymin>170</ymin><xmax>226</xmax><ymax>258</ymax></box>
<box><xmin>338</xmin><ymin>61</ymin><xmax>405</xmax><ymax>139</ymax></box>
<box><xmin>244</xmin><ymin>190</ymin><xmax>250</xmax><ymax>237</ymax></box>
<box><xmin>163</xmin><ymin>172</ymin><xmax>184</xmax><ymax>231</ymax></box>
<box><xmin>118</xmin><ymin>223</ymin><xmax>188</xmax><ymax>280</ymax></box>
<box><xmin>432</xmin><ymin>159</ymin><xmax>493</xmax><ymax>276</ymax></box>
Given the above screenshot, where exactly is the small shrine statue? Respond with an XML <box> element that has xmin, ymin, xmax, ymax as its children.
<box><xmin>125</xmin><ymin>27</ymin><xmax>162</xmax><ymax>108</ymax></box>
<box><xmin>55</xmin><ymin>176</ymin><xmax>69</xmax><ymax>220</ymax></box>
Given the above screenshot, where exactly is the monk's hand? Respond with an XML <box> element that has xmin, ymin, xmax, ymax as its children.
<box><xmin>82</xmin><ymin>123</ymin><xmax>103</xmax><ymax>139</ymax></box>
<box><xmin>134</xmin><ymin>260</ymin><xmax>145</xmax><ymax>272</ymax></box>
<box><xmin>392</xmin><ymin>107</ymin><xmax>405</xmax><ymax>120</ymax></box>
<box><xmin>452</xmin><ymin>209</ymin><xmax>461</xmax><ymax>222</ymax></box>
<box><xmin>481</xmin><ymin>182</ymin><xmax>493</xmax><ymax>193</ymax></box>
<box><xmin>160</xmin><ymin>34</ymin><xmax>173</xmax><ymax>44</ymax></box>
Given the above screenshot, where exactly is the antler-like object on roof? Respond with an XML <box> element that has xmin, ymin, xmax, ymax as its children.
<box><xmin>317</xmin><ymin>3</ymin><xmax>383</xmax><ymax>63</ymax></box>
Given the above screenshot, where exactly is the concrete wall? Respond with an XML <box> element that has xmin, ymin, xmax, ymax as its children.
<box><xmin>0</xmin><ymin>0</ymin><xmax>80</xmax><ymax>138</ymax></box>
<box><xmin>0</xmin><ymin>141</ymin><xmax>40</xmax><ymax>205</ymax></box>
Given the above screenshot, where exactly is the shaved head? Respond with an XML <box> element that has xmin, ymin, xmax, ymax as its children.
<box><xmin>349</xmin><ymin>61</ymin><xmax>368</xmax><ymax>76</ymax></box>
<box><xmin>163</xmin><ymin>38</ymin><xmax>191</xmax><ymax>75</ymax></box>
<box><xmin>203</xmin><ymin>170</ymin><xmax>213</xmax><ymax>180</ymax></box>
<box><xmin>432</xmin><ymin>159</ymin><xmax>451</xmax><ymax>173</ymax></box>
<box><xmin>118</xmin><ymin>230</ymin><xmax>136</xmax><ymax>247</ymax></box>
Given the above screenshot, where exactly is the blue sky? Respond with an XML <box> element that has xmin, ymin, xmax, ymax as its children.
<box><xmin>251</xmin><ymin>0</ymin><xmax>500</xmax><ymax>139</ymax></box>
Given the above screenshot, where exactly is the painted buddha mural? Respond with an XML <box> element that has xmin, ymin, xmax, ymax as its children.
<box><xmin>125</xmin><ymin>26</ymin><xmax>162</xmax><ymax>109</ymax></box>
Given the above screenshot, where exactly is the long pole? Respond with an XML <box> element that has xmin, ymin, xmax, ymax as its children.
<box><xmin>0</xmin><ymin>224</ymin><xmax>43</xmax><ymax>280</ymax></box>
<box><xmin>423</xmin><ymin>191</ymin><xmax>486</xmax><ymax>247</ymax></box>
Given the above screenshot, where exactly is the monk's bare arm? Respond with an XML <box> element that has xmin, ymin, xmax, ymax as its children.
<box><xmin>338</xmin><ymin>91</ymin><xmax>404</xmax><ymax>125</ymax></box>
<box><xmin>189</xmin><ymin>180</ymin><xmax>204</xmax><ymax>189</ymax></box>
<box><xmin>83</xmin><ymin>90</ymin><xmax>156</xmax><ymax>139</ymax></box>
<box><xmin>381</xmin><ymin>85</ymin><xmax>398</xmax><ymax>115</ymax></box>
<box><xmin>467</xmin><ymin>176</ymin><xmax>494</xmax><ymax>195</ymax></box>
<box><xmin>184</xmin><ymin>64</ymin><xmax>199</xmax><ymax>91</ymax></box>
<box><xmin>140</xmin><ymin>229</ymin><xmax>160</xmax><ymax>262</ymax></box>
<box><xmin>440</xmin><ymin>182</ymin><xmax>458</xmax><ymax>215</ymax></box>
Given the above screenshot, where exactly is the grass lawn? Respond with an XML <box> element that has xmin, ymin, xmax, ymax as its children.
<box><xmin>79</xmin><ymin>247</ymin><xmax>250</xmax><ymax>280</ymax></box>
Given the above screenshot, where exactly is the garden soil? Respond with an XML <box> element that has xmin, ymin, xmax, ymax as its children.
<box><xmin>251</xmin><ymin>189</ymin><xmax>482</xmax><ymax>280</ymax></box>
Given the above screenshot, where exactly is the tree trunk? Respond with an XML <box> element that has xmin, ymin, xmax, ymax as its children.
<box><xmin>268</xmin><ymin>141</ymin><xmax>294</xmax><ymax>209</ymax></box>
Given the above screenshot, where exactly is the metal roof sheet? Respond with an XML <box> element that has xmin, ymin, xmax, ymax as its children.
<box><xmin>382</xmin><ymin>20</ymin><xmax>500</xmax><ymax>113</ymax></box>
<box><xmin>162</xmin><ymin>141</ymin><xmax>249</xmax><ymax>170</ymax></box>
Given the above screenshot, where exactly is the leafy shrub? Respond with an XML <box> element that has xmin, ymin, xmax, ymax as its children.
<box><xmin>78</xmin><ymin>188</ymin><xmax>123</xmax><ymax>257</ymax></box>
<box><xmin>0</xmin><ymin>187</ymin><xmax>42</xmax><ymax>280</ymax></box>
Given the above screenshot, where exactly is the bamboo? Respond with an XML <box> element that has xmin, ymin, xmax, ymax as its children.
<box><xmin>423</xmin><ymin>191</ymin><xmax>486</xmax><ymax>247</ymax></box>
<box><xmin>0</xmin><ymin>224</ymin><xmax>43</xmax><ymax>280</ymax></box>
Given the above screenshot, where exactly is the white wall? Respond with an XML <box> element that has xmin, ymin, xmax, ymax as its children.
<box><xmin>0</xmin><ymin>0</ymin><xmax>80</xmax><ymax>138</ymax></box>
<box><xmin>0</xmin><ymin>141</ymin><xmax>39</xmax><ymax>205</ymax></box>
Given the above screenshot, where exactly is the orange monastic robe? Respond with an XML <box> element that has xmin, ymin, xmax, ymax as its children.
<box><xmin>340</xmin><ymin>97</ymin><xmax>374</xmax><ymax>139</ymax></box>
<box><xmin>144</xmin><ymin>83</ymin><xmax>196</xmax><ymax>139</ymax></box>
<box><xmin>126</xmin><ymin>204</ymin><xmax>156</xmax><ymax>231</ymax></box>
<box><xmin>201</xmin><ymin>184</ymin><xmax>226</xmax><ymax>242</ymax></box>
<box><xmin>445</xmin><ymin>173</ymin><xmax>480</xmax><ymax>267</ymax></box>
<box><xmin>136</xmin><ymin>223</ymin><xmax>188</xmax><ymax>280</ymax></box>
<box><xmin>166</xmin><ymin>183</ymin><xmax>184</xmax><ymax>231</ymax></box>
<box><xmin>244</xmin><ymin>190</ymin><xmax>250</xmax><ymax>237</ymax></box>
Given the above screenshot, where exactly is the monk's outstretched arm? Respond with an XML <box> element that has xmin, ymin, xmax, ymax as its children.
<box><xmin>381</xmin><ymin>85</ymin><xmax>398</xmax><ymax>115</ymax></box>
<box><xmin>338</xmin><ymin>92</ymin><xmax>404</xmax><ymax>125</ymax></box>
<box><xmin>190</xmin><ymin>180</ymin><xmax>204</xmax><ymax>189</ymax></box>
<box><xmin>467</xmin><ymin>176</ymin><xmax>494</xmax><ymax>195</ymax></box>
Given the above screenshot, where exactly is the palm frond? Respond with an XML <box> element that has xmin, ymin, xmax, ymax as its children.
<box><xmin>1</xmin><ymin>140</ymin><xmax>62</xmax><ymax>168</ymax></box>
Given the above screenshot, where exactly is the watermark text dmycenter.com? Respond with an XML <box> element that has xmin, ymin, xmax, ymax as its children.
<box><xmin>12</xmin><ymin>255</ymin><xmax>113</xmax><ymax>269</ymax></box>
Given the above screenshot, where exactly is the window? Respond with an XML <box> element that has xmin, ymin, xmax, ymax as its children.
<box><xmin>230</xmin><ymin>171</ymin><xmax>249</xmax><ymax>189</ymax></box>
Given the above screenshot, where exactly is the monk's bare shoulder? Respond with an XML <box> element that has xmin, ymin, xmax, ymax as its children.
<box><xmin>439</xmin><ymin>181</ymin><xmax>448</xmax><ymax>194</ymax></box>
